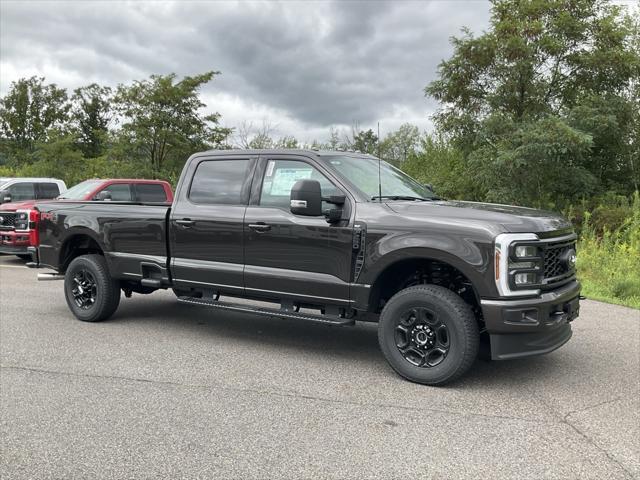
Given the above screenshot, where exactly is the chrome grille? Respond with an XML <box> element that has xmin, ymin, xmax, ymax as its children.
<box><xmin>0</xmin><ymin>212</ymin><xmax>16</xmax><ymax>229</ymax></box>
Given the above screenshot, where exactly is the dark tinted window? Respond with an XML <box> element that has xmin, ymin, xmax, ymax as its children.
<box><xmin>259</xmin><ymin>159</ymin><xmax>339</xmax><ymax>210</ymax></box>
<box><xmin>7</xmin><ymin>182</ymin><xmax>36</xmax><ymax>201</ymax></box>
<box><xmin>37</xmin><ymin>182</ymin><xmax>61</xmax><ymax>199</ymax></box>
<box><xmin>189</xmin><ymin>159</ymin><xmax>250</xmax><ymax>205</ymax></box>
<box><xmin>135</xmin><ymin>183</ymin><xmax>167</xmax><ymax>202</ymax></box>
<box><xmin>102</xmin><ymin>184</ymin><xmax>132</xmax><ymax>201</ymax></box>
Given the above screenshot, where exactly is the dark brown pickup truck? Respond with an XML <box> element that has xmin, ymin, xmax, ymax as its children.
<box><xmin>29</xmin><ymin>149</ymin><xmax>580</xmax><ymax>385</ymax></box>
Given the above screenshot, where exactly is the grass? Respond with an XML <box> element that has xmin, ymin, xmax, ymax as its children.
<box><xmin>576</xmin><ymin>194</ymin><xmax>640</xmax><ymax>309</ymax></box>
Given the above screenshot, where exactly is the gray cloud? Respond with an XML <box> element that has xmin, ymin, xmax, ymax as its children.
<box><xmin>0</xmin><ymin>0</ymin><xmax>492</xmax><ymax>140</ymax></box>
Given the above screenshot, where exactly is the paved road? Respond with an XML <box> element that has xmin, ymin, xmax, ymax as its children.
<box><xmin>1</xmin><ymin>255</ymin><xmax>638</xmax><ymax>479</ymax></box>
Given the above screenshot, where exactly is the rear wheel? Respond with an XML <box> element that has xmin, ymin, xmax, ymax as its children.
<box><xmin>64</xmin><ymin>254</ymin><xmax>120</xmax><ymax>322</ymax></box>
<box><xmin>378</xmin><ymin>285</ymin><xmax>479</xmax><ymax>385</ymax></box>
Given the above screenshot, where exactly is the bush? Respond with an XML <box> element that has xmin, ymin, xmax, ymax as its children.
<box><xmin>576</xmin><ymin>192</ymin><xmax>640</xmax><ymax>309</ymax></box>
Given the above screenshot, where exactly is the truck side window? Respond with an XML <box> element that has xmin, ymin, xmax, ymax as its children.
<box><xmin>135</xmin><ymin>184</ymin><xmax>167</xmax><ymax>202</ymax></box>
<box><xmin>259</xmin><ymin>159</ymin><xmax>338</xmax><ymax>210</ymax></box>
<box><xmin>189</xmin><ymin>159</ymin><xmax>250</xmax><ymax>205</ymax></box>
<box><xmin>102</xmin><ymin>184</ymin><xmax>133</xmax><ymax>201</ymax></box>
<box><xmin>37</xmin><ymin>182</ymin><xmax>61</xmax><ymax>199</ymax></box>
<box><xmin>7</xmin><ymin>182</ymin><xmax>36</xmax><ymax>201</ymax></box>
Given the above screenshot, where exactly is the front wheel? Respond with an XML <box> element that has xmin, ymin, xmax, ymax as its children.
<box><xmin>64</xmin><ymin>254</ymin><xmax>120</xmax><ymax>322</ymax></box>
<box><xmin>378</xmin><ymin>285</ymin><xmax>479</xmax><ymax>385</ymax></box>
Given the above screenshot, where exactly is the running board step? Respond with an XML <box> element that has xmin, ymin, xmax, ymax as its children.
<box><xmin>141</xmin><ymin>278</ymin><xmax>162</xmax><ymax>288</ymax></box>
<box><xmin>177</xmin><ymin>296</ymin><xmax>355</xmax><ymax>326</ymax></box>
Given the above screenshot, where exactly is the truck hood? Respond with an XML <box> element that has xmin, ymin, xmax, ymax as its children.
<box><xmin>386</xmin><ymin>200</ymin><xmax>572</xmax><ymax>234</ymax></box>
<box><xmin>0</xmin><ymin>200</ymin><xmax>37</xmax><ymax>211</ymax></box>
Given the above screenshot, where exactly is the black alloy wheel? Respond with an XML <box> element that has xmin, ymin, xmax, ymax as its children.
<box><xmin>394</xmin><ymin>307</ymin><xmax>450</xmax><ymax>368</ymax></box>
<box><xmin>71</xmin><ymin>269</ymin><xmax>98</xmax><ymax>309</ymax></box>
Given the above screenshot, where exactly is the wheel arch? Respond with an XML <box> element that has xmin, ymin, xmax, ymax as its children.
<box><xmin>364</xmin><ymin>250</ymin><xmax>485</xmax><ymax>319</ymax></box>
<box><xmin>58</xmin><ymin>228</ymin><xmax>106</xmax><ymax>272</ymax></box>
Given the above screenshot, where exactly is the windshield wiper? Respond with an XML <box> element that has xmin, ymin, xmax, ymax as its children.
<box><xmin>371</xmin><ymin>195</ymin><xmax>435</xmax><ymax>202</ymax></box>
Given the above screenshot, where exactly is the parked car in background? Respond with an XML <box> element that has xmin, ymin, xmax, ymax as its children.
<box><xmin>0</xmin><ymin>178</ymin><xmax>173</xmax><ymax>259</ymax></box>
<box><xmin>0</xmin><ymin>177</ymin><xmax>67</xmax><ymax>259</ymax></box>
<box><xmin>0</xmin><ymin>177</ymin><xmax>67</xmax><ymax>205</ymax></box>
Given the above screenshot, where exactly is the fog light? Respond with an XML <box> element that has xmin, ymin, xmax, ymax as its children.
<box><xmin>514</xmin><ymin>272</ymin><xmax>537</xmax><ymax>285</ymax></box>
<box><xmin>515</xmin><ymin>245</ymin><xmax>537</xmax><ymax>257</ymax></box>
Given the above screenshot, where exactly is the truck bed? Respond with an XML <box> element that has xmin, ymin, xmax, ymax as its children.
<box><xmin>36</xmin><ymin>201</ymin><xmax>171</xmax><ymax>283</ymax></box>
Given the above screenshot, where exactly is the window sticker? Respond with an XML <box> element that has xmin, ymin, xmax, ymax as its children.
<box><xmin>266</xmin><ymin>160</ymin><xmax>275</xmax><ymax>178</ymax></box>
<box><xmin>269</xmin><ymin>167</ymin><xmax>313</xmax><ymax>196</ymax></box>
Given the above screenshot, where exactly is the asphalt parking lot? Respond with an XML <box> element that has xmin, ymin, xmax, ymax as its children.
<box><xmin>1</xmin><ymin>255</ymin><xmax>638</xmax><ymax>479</ymax></box>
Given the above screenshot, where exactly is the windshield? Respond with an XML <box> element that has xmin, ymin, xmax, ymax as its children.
<box><xmin>58</xmin><ymin>180</ymin><xmax>103</xmax><ymax>199</ymax></box>
<box><xmin>322</xmin><ymin>155</ymin><xmax>436</xmax><ymax>200</ymax></box>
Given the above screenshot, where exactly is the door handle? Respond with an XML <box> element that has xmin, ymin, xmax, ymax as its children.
<box><xmin>175</xmin><ymin>219</ymin><xmax>195</xmax><ymax>227</ymax></box>
<box><xmin>248</xmin><ymin>223</ymin><xmax>271</xmax><ymax>232</ymax></box>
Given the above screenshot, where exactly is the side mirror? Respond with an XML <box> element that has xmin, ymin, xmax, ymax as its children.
<box><xmin>94</xmin><ymin>191</ymin><xmax>112</xmax><ymax>201</ymax></box>
<box><xmin>290</xmin><ymin>179</ymin><xmax>322</xmax><ymax>216</ymax></box>
<box><xmin>0</xmin><ymin>190</ymin><xmax>11</xmax><ymax>204</ymax></box>
<box><xmin>424</xmin><ymin>183</ymin><xmax>434</xmax><ymax>192</ymax></box>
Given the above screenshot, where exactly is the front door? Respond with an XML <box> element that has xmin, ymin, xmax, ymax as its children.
<box><xmin>170</xmin><ymin>155</ymin><xmax>256</xmax><ymax>294</ymax></box>
<box><xmin>243</xmin><ymin>156</ymin><xmax>354</xmax><ymax>305</ymax></box>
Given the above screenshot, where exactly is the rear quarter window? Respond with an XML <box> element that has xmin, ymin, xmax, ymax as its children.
<box><xmin>189</xmin><ymin>159</ymin><xmax>250</xmax><ymax>205</ymax></box>
<box><xmin>135</xmin><ymin>183</ymin><xmax>168</xmax><ymax>202</ymax></box>
<box><xmin>37</xmin><ymin>182</ymin><xmax>61</xmax><ymax>199</ymax></box>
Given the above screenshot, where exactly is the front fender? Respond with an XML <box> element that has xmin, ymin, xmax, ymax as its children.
<box><xmin>359</xmin><ymin>231</ymin><xmax>496</xmax><ymax>298</ymax></box>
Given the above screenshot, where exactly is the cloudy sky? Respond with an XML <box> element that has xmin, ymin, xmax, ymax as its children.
<box><xmin>0</xmin><ymin>1</ymin><xmax>633</xmax><ymax>144</ymax></box>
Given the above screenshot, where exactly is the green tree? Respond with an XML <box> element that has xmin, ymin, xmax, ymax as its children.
<box><xmin>352</xmin><ymin>128</ymin><xmax>379</xmax><ymax>154</ymax></box>
<box><xmin>274</xmin><ymin>135</ymin><xmax>299</xmax><ymax>149</ymax></box>
<box><xmin>0</xmin><ymin>76</ymin><xmax>69</xmax><ymax>160</ymax></box>
<box><xmin>426</xmin><ymin>0</ymin><xmax>640</xmax><ymax>207</ymax></box>
<box><xmin>71</xmin><ymin>84</ymin><xmax>112</xmax><ymax>158</ymax></box>
<box><xmin>380</xmin><ymin>123</ymin><xmax>420</xmax><ymax>165</ymax></box>
<box><xmin>114</xmin><ymin>72</ymin><xmax>232</xmax><ymax>176</ymax></box>
<box><xmin>404</xmin><ymin>133</ymin><xmax>482</xmax><ymax>200</ymax></box>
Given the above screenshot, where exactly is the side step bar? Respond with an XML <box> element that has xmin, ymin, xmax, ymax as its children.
<box><xmin>177</xmin><ymin>296</ymin><xmax>355</xmax><ymax>326</ymax></box>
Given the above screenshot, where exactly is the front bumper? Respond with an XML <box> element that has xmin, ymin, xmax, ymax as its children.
<box><xmin>0</xmin><ymin>230</ymin><xmax>30</xmax><ymax>255</ymax></box>
<box><xmin>481</xmin><ymin>280</ymin><xmax>580</xmax><ymax>360</ymax></box>
<box><xmin>0</xmin><ymin>230</ymin><xmax>32</xmax><ymax>255</ymax></box>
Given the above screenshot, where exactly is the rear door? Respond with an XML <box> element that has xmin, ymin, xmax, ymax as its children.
<box><xmin>170</xmin><ymin>154</ymin><xmax>256</xmax><ymax>294</ymax></box>
<box><xmin>243</xmin><ymin>155</ymin><xmax>354</xmax><ymax>305</ymax></box>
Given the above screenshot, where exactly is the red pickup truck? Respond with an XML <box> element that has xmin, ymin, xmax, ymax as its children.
<box><xmin>0</xmin><ymin>179</ymin><xmax>173</xmax><ymax>259</ymax></box>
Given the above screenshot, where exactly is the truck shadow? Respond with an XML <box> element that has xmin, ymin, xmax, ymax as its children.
<box><xmin>114</xmin><ymin>293</ymin><xmax>568</xmax><ymax>389</ymax></box>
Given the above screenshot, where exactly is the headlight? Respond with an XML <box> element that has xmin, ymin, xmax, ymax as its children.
<box><xmin>514</xmin><ymin>245</ymin><xmax>538</xmax><ymax>258</ymax></box>
<box><xmin>494</xmin><ymin>233</ymin><xmax>542</xmax><ymax>297</ymax></box>
<box><xmin>14</xmin><ymin>210</ymin><xmax>30</xmax><ymax>230</ymax></box>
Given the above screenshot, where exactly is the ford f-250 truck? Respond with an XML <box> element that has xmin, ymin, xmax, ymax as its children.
<box><xmin>29</xmin><ymin>149</ymin><xmax>580</xmax><ymax>385</ymax></box>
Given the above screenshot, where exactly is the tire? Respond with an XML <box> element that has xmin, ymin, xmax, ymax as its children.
<box><xmin>17</xmin><ymin>254</ymin><xmax>31</xmax><ymax>261</ymax></box>
<box><xmin>378</xmin><ymin>285</ymin><xmax>479</xmax><ymax>386</ymax></box>
<box><xmin>64</xmin><ymin>254</ymin><xmax>121</xmax><ymax>322</ymax></box>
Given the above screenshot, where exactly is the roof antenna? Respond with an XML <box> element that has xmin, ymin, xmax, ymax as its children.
<box><xmin>377</xmin><ymin>121</ymin><xmax>382</xmax><ymax>203</ymax></box>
